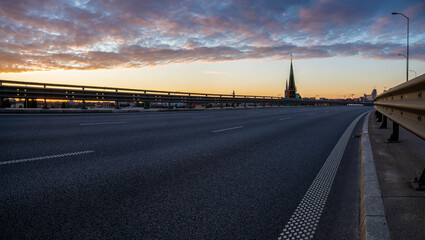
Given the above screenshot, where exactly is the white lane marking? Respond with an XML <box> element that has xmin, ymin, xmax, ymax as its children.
<box><xmin>279</xmin><ymin>117</ymin><xmax>291</xmax><ymax>121</ymax></box>
<box><xmin>277</xmin><ymin>112</ymin><xmax>367</xmax><ymax>240</ymax></box>
<box><xmin>211</xmin><ymin>126</ymin><xmax>244</xmax><ymax>133</ymax></box>
<box><xmin>0</xmin><ymin>150</ymin><xmax>95</xmax><ymax>165</ymax></box>
<box><xmin>79</xmin><ymin>121</ymin><xmax>127</xmax><ymax>126</ymax></box>
<box><xmin>307</xmin><ymin>113</ymin><xmax>315</xmax><ymax>116</ymax></box>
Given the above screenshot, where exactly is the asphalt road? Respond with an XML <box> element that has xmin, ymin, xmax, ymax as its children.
<box><xmin>0</xmin><ymin>106</ymin><xmax>371</xmax><ymax>239</ymax></box>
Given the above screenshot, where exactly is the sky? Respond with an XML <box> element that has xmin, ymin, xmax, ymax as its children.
<box><xmin>1</xmin><ymin>0</ymin><xmax>424</xmax><ymax>98</ymax></box>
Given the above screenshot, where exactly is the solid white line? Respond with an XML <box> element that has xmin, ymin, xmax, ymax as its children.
<box><xmin>277</xmin><ymin>112</ymin><xmax>367</xmax><ymax>240</ymax></box>
<box><xmin>307</xmin><ymin>113</ymin><xmax>315</xmax><ymax>115</ymax></box>
<box><xmin>0</xmin><ymin>150</ymin><xmax>95</xmax><ymax>165</ymax></box>
<box><xmin>211</xmin><ymin>126</ymin><xmax>244</xmax><ymax>133</ymax></box>
<box><xmin>279</xmin><ymin>117</ymin><xmax>291</xmax><ymax>121</ymax></box>
<box><xmin>79</xmin><ymin>121</ymin><xmax>127</xmax><ymax>126</ymax></box>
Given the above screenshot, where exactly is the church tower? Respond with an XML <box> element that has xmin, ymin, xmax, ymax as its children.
<box><xmin>285</xmin><ymin>56</ymin><xmax>297</xmax><ymax>98</ymax></box>
<box><xmin>284</xmin><ymin>79</ymin><xmax>289</xmax><ymax>98</ymax></box>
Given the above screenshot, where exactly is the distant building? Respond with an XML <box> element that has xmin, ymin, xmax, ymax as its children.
<box><xmin>371</xmin><ymin>88</ymin><xmax>377</xmax><ymax>99</ymax></box>
<box><xmin>285</xmin><ymin>57</ymin><xmax>298</xmax><ymax>98</ymax></box>
<box><xmin>363</xmin><ymin>88</ymin><xmax>377</xmax><ymax>102</ymax></box>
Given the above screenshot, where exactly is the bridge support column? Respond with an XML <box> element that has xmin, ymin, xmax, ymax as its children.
<box><xmin>386</xmin><ymin>121</ymin><xmax>400</xmax><ymax>143</ymax></box>
<box><xmin>379</xmin><ymin>115</ymin><xmax>387</xmax><ymax>129</ymax></box>
<box><xmin>82</xmin><ymin>100</ymin><xmax>86</xmax><ymax>109</ymax></box>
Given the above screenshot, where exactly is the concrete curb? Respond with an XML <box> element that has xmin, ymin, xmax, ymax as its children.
<box><xmin>360</xmin><ymin>112</ymin><xmax>391</xmax><ymax>240</ymax></box>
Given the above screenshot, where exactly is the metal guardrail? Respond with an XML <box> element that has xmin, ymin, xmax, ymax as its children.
<box><xmin>0</xmin><ymin>79</ymin><xmax>371</xmax><ymax>107</ymax></box>
<box><xmin>374</xmin><ymin>73</ymin><xmax>425</xmax><ymax>140</ymax></box>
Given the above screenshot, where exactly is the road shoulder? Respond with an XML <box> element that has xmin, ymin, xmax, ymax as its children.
<box><xmin>366</xmin><ymin>112</ymin><xmax>425</xmax><ymax>240</ymax></box>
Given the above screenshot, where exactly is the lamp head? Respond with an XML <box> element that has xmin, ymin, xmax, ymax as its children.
<box><xmin>392</xmin><ymin>12</ymin><xmax>398</xmax><ymax>15</ymax></box>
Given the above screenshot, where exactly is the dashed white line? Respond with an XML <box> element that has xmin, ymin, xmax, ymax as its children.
<box><xmin>0</xmin><ymin>150</ymin><xmax>95</xmax><ymax>165</ymax></box>
<box><xmin>211</xmin><ymin>126</ymin><xmax>244</xmax><ymax>133</ymax></box>
<box><xmin>277</xmin><ymin>112</ymin><xmax>366</xmax><ymax>240</ymax></box>
<box><xmin>307</xmin><ymin>113</ymin><xmax>315</xmax><ymax>116</ymax></box>
<box><xmin>79</xmin><ymin>121</ymin><xmax>127</xmax><ymax>126</ymax></box>
<box><xmin>279</xmin><ymin>117</ymin><xmax>291</xmax><ymax>121</ymax></box>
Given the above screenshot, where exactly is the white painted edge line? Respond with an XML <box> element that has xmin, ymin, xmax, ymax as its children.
<box><xmin>211</xmin><ymin>126</ymin><xmax>244</xmax><ymax>133</ymax></box>
<box><xmin>0</xmin><ymin>150</ymin><xmax>95</xmax><ymax>165</ymax></box>
<box><xmin>279</xmin><ymin>117</ymin><xmax>291</xmax><ymax>121</ymax></box>
<box><xmin>80</xmin><ymin>121</ymin><xmax>127</xmax><ymax>126</ymax></box>
<box><xmin>360</xmin><ymin>112</ymin><xmax>391</xmax><ymax>240</ymax></box>
<box><xmin>277</xmin><ymin>112</ymin><xmax>367</xmax><ymax>240</ymax></box>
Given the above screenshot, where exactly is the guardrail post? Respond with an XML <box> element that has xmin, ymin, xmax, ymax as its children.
<box><xmin>379</xmin><ymin>115</ymin><xmax>388</xmax><ymax>129</ymax></box>
<box><xmin>219</xmin><ymin>95</ymin><xmax>223</xmax><ymax>108</ymax></box>
<box><xmin>411</xmin><ymin>168</ymin><xmax>425</xmax><ymax>191</ymax></box>
<box><xmin>81</xmin><ymin>87</ymin><xmax>87</xmax><ymax>109</ymax></box>
<box><xmin>42</xmin><ymin>85</ymin><xmax>48</xmax><ymax>109</ymax></box>
<box><xmin>115</xmin><ymin>89</ymin><xmax>120</xmax><ymax>109</ymax></box>
<box><xmin>144</xmin><ymin>101</ymin><xmax>150</xmax><ymax>109</ymax></box>
<box><xmin>0</xmin><ymin>81</ymin><xmax>4</xmax><ymax>108</ymax></box>
<box><xmin>387</xmin><ymin>121</ymin><xmax>400</xmax><ymax>143</ymax></box>
<box><xmin>377</xmin><ymin>111</ymin><xmax>383</xmax><ymax>122</ymax></box>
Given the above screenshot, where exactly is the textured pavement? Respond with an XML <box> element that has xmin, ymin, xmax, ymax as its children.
<box><xmin>1</xmin><ymin>106</ymin><xmax>370</xmax><ymax>239</ymax></box>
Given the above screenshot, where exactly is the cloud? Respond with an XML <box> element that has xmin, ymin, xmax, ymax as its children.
<box><xmin>0</xmin><ymin>0</ymin><xmax>424</xmax><ymax>73</ymax></box>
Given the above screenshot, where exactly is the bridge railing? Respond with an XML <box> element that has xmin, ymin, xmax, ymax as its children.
<box><xmin>374</xmin><ymin>73</ymin><xmax>425</xmax><ymax>190</ymax></box>
<box><xmin>374</xmin><ymin>73</ymin><xmax>425</xmax><ymax>141</ymax></box>
<box><xmin>0</xmin><ymin>79</ymin><xmax>370</xmax><ymax>108</ymax></box>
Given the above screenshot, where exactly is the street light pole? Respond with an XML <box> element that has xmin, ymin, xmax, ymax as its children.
<box><xmin>392</xmin><ymin>12</ymin><xmax>409</xmax><ymax>82</ymax></box>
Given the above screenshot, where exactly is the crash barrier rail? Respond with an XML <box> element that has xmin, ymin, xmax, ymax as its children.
<box><xmin>374</xmin><ymin>73</ymin><xmax>425</xmax><ymax>190</ymax></box>
<box><xmin>0</xmin><ymin>79</ymin><xmax>371</xmax><ymax>108</ymax></box>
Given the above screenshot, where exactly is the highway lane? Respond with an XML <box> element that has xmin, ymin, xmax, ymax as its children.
<box><xmin>0</xmin><ymin>106</ymin><xmax>370</xmax><ymax>239</ymax></box>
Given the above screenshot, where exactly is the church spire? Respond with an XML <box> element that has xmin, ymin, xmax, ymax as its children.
<box><xmin>288</xmin><ymin>55</ymin><xmax>296</xmax><ymax>98</ymax></box>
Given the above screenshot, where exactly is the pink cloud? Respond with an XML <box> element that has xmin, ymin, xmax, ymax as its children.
<box><xmin>0</xmin><ymin>0</ymin><xmax>424</xmax><ymax>73</ymax></box>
